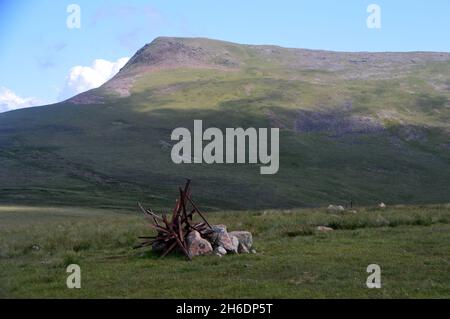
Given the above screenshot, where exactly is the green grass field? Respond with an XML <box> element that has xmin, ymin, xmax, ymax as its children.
<box><xmin>1</xmin><ymin>204</ymin><xmax>449</xmax><ymax>298</ymax></box>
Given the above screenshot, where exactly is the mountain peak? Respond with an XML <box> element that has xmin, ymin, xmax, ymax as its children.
<box><xmin>117</xmin><ymin>36</ymin><xmax>450</xmax><ymax>77</ymax></box>
<box><xmin>121</xmin><ymin>36</ymin><xmax>241</xmax><ymax>72</ymax></box>
<box><xmin>93</xmin><ymin>36</ymin><xmax>450</xmax><ymax>101</ymax></box>
<box><xmin>94</xmin><ymin>37</ymin><xmax>243</xmax><ymax>99</ymax></box>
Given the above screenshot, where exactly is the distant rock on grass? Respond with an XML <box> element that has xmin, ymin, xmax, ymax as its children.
<box><xmin>327</xmin><ymin>205</ymin><xmax>345</xmax><ymax>213</ymax></box>
<box><xmin>316</xmin><ymin>226</ymin><xmax>334</xmax><ymax>232</ymax></box>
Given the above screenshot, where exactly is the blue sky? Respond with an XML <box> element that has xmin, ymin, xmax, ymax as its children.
<box><xmin>0</xmin><ymin>0</ymin><xmax>449</xmax><ymax>111</ymax></box>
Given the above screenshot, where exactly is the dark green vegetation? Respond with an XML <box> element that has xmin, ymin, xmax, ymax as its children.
<box><xmin>1</xmin><ymin>204</ymin><xmax>449</xmax><ymax>298</ymax></box>
<box><xmin>1</xmin><ymin>37</ymin><xmax>450</xmax><ymax>209</ymax></box>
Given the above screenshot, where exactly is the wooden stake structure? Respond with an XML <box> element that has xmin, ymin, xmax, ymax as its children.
<box><xmin>135</xmin><ymin>180</ymin><xmax>213</xmax><ymax>260</ymax></box>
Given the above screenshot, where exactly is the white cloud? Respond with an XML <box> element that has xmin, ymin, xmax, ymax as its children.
<box><xmin>59</xmin><ymin>57</ymin><xmax>130</xmax><ymax>100</ymax></box>
<box><xmin>0</xmin><ymin>87</ymin><xmax>42</xmax><ymax>113</ymax></box>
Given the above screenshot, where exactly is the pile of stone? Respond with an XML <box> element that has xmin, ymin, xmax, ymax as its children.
<box><xmin>187</xmin><ymin>224</ymin><xmax>254</xmax><ymax>257</ymax></box>
<box><xmin>134</xmin><ymin>180</ymin><xmax>254</xmax><ymax>260</ymax></box>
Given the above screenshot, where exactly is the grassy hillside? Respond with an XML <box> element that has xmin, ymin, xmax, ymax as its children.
<box><xmin>0</xmin><ymin>37</ymin><xmax>449</xmax><ymax>209</ymax></box>
<box><xmin>1</xmin><ymin>204</ymin><xmax>449</xmax><ymax>298</ymax></box>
